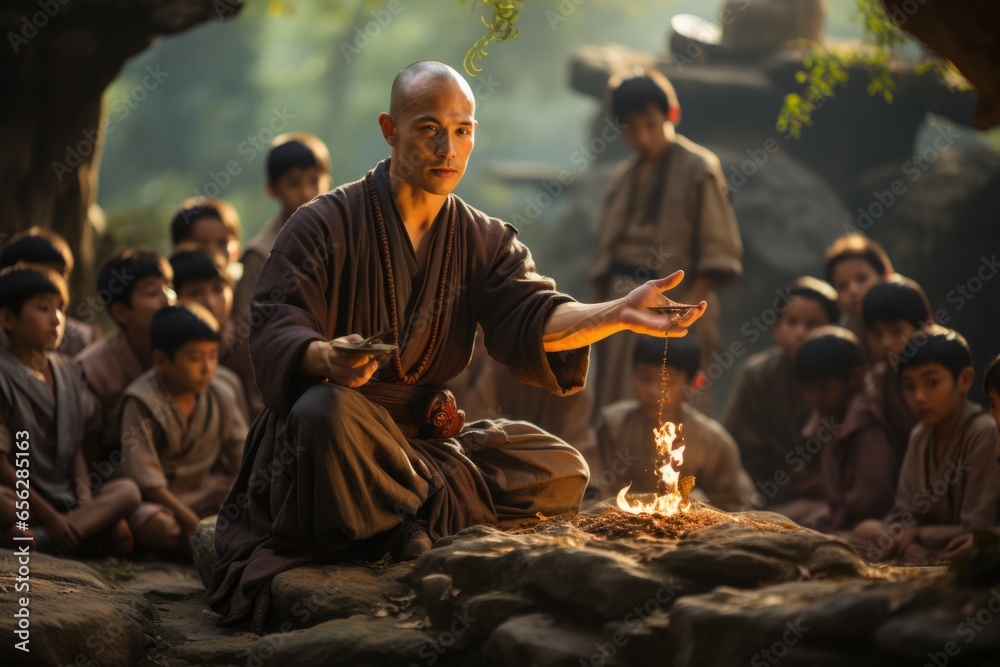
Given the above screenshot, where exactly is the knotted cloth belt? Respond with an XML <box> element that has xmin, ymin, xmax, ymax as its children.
<box><xmin>358</xmin><ymin>380</ymin><xmax>466</xmax><ymax>439</ymax></box>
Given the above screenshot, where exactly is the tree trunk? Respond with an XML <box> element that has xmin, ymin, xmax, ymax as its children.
<box><xmin>880</xmin><ymin>0</ymin><xmax>1000</xmax><ymax>129</ymax></box>
<box><xmin>0</xmin><ymin>0</ymin><xmax>244</xmax><ymax>287</ymax></box>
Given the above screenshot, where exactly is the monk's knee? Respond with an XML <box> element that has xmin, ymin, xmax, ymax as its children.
<box><xmin>289</xmin><ymin>383</ymin><xmax>357</xmax><ymax>431</ymax></box>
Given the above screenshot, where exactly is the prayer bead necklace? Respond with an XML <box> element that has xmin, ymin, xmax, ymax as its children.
<box><xmin>366</xmin><ymin>171</ymin><xmax>457</xmax><ymax>385</ymax></box>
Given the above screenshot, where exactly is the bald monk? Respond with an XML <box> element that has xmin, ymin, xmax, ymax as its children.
<box><xmin>207</xmin><ymin>61</ymin><xmax>707</xmax><ymax>631</ymax></box>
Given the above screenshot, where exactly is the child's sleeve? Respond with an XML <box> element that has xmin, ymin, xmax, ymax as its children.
<box><xmin>119</xmin><ymin>397</ymin><xmax>168</xmax><ymax>491</ymax></box>
<box><xmin>958</xmin><ymin>422</ymin><xmax>1000</xmax><ymax>530</ymax></box>
<box><xmin>885</xmin><ymin>428</ymin><xmax>922</xmax><ymax>525</ymax></box>
<box><xmin>691</xmin><ymin>160</ymin><xmax>743</xmax><ymax>285</ymax></box>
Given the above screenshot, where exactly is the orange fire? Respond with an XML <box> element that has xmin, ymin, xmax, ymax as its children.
<box><xmin>616</xmin><ymin>420</ymin><xmax>692</xmax><ymax>516</ymax></box>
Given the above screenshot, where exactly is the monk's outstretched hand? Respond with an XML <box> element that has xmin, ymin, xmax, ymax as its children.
<box><xmin>618</xmin><ymin>270</ymin><xmax>707</xmax><ymax>337</ymax></box>
<box><xmin>302</xmin><ymin>334</ymin><xmax>381</xmax><ymax>388</ymax></box>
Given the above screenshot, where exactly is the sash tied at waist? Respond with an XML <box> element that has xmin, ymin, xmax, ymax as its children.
<box><xmin>357</xmin><ymin>380</ymin><xmax>466</xmax><ymax>439</ymax></box>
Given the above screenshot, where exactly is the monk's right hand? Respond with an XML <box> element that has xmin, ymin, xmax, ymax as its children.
<box><xmin>308</xmin><ymin>334</ymin><xmax>381</xmax><ymax>388</ymax></box>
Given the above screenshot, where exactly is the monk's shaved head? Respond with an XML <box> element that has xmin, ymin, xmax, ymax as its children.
<box><xmin>389</xmin><ymin>61</ymin><xmax>476</xmax><ymax>117</ymax></box>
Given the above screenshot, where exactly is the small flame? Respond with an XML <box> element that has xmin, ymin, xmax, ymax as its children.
<box><xmin>616</xmin><ymin>420</ymin><xmax>692</xmax><ymax>516</ymax></box>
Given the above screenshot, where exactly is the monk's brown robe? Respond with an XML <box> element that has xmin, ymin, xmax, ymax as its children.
<box><xmin>208</xmin><ymin>160</ymin><xmax>590</xmax><ymax>630</ymax></box>
<box><xmin>590</xmin><ymin>135</ymin><xmax>743</xmax><ymax>415</ymax></box>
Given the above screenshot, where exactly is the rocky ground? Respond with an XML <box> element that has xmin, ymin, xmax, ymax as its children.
<box><xmin>2</xmin><ymin>501</ymin><xmax>999</xmax><ymax>666</ymax></box>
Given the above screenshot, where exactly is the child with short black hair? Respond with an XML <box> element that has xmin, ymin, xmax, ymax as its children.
<box><xmin>861</xmin><ymin>275</ymin><xmax>933</xmax><ymax>458</ymax></box>
<box><xmin>794</xmin><ymin>327</ymin><xmax>899</xmax><ymax>533</ymax></box>
<box><xmin>852</xmin><ymin>328</ymin><xmax>1000</xmax><ymax>561</ymax></box>
<box><xmin>121</xmin><ymin>305</ymin><xmax>247</xmax><ymax>554</ymax></box>
<box><xmin>0</xmin><ymin>227</ymin><xmax>100</xmax><ymax>356</ymax></box>
<box><xmin>723</xmin><ymin>276</ymin><xmax>839</xmax><ymax>514</ymax></box>
<box><xmin>0</xmin><ymin>265</ymin><xmax>140</xmax><ymax>556</ymax></box>
<box><xmin>595</xmin><ymin>335</ymin><xmax>753</xmax><ymax>510</ymax></box>
<box><xmin>169</xmin><ymin>247</ymin><xmax>251</xmax><ymax>421</ymax></box>
<box><xmin>233</xmin><ymin>132</ymin><xmax>331</xmax><ymax>326</ymax></box>
<box><xmin>824</xmin><ymin>233</ymin><xmax>894</xmax><ymax>364</ymax></box>
<box><xmin>170</xmin><ymin>197</ymin><xmax>242</xmax><ymax>266</ymax></box>
<box><xmin>589</xmin><ymin>68</ymin><xmax>743</xmax><ymax>415</ymax></box>
<box><xmin>77</xmin><ymin>249</ymin><xmax>173</xmax><ymax>461</ymax></box>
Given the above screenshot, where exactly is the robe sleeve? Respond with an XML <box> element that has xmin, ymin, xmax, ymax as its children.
<box><xmin>690</xmin><ymin>158</ymin><xmax>743</xmax><ymax>285</ymax></box>
<box><xmin>478</xmin><ymin>224</ymin><xmax>589</xmax><ymax>396</ymax></box>
<box><xmin>248</xmin><ymin>205</ymin><xmax>338</xmax><ymax>415</ymax></box>
<box><xmin>956</xmin><ymin>419</ymin><xmax>1000</xmax><ymax>529</ymax></box>
<box><xmin>120</xmin><ymin>398</ymin><xmax>168</xmax><ymax>491</ymax></box>
<box><xmin>218</xmin><ymin>397</ymin><xmax>249</xmax><ymax>477</ymax></box>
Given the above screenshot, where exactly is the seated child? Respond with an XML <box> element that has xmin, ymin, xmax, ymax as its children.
<box><xmin>861</xmin><ymin>275</ymin><xmax>933</xmax><ymax>458</ymax></box>
<box><xmin>169</xmin><ymin>246</ymin><xmax>251</xmax><ymax>420</ymax></box>
<box><xmin>0</xmin><ymin>265</ymin><xmax>139</xmax><ymax>555</ymax></box>
<box><xmin>77</xmin><ymin>249</ymin><xmax>173</xmax><ymax>463</ymax></box>
<box><xmin>170</xmin><ymin>197</ymin><xmax>243</xmax><ymax>267</ymax></box>
<box><xmin>824</xmin><ymin>233</ymin><xmax>894</xmax><ymax>363</ymax></box>
<box><xmin>794</xmin><ymin>327</ymin><xmax>899</xmax><ymax>534</ymax></box>
<box><xmin>722</xmin><ymin>276</ymin><xmax>839</xmax><ymax>514</ymax></box>
<box><xmin>121</xmin><ymin>305</ymin><xmax>248</xmax><ymax>554</ymax></box>
<box><xmin>595</xmin><ymin>335</ymin><xmax>753</xmax><ymax>510</ymax></box>
<box><xmin>0</xmin><ymin>227</ymin><xmax>101</xmax><ymax>356</ymax></box>
<box><xmin>851</xmin><ymin>328</ymin><xmax>1000</xmax><ymax>562</ymax></box>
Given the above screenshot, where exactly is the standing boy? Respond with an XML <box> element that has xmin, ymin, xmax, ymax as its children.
<box><xmin>794</xmin><ymin>327</ymin><xmax>899</xmax><ymax>533</ymax></box>
<box><xmin>0</xmin><ymin>265</ymin><xmax>139</xmax><ymax>555</ymax></box>
<box><xmin>121</xmin><ymin>305</ymin><xmax>247</xmax><ymax>554</ymax></box>
<box><xmin>590</xmin><ymin>68</ymin><xmax>742</xmax><ymax>414</ymax></box>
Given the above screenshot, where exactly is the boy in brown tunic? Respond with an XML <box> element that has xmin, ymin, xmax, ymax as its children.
<box><xmin>861</xmin><ymin>276</ymin><xmax>933</xmax><ymax>459</ymax></box>
<box><xmin>590</xmin><ymin>68</ymin><xmax>742</xmax><ymax>415</ymax></box>
<box><xmin>208</xmin><ymin>61</ymin><xmax>708</xmax><ymax>631</ymax></box>
<box><xmin>121</xmin><ymin>305</ymin><xmax>247</xmax><ymax>554</ymax></box>
<box><xmin>794</xmin><ymin>328</ymin><xmax>899</xmax><ymax>534</ymax></box>
<box><xmin>595</xmin><ymin>336</ymin><xmax>753</xmax><ymax>509</ymax></box>
<box><xmin>76</xmin><ymin>250</ymin><xmax>173</xmax><ymax>466</ymax></box>
<box><xmin>852</xmin><ymin>329</ymin><xmax>1000</xmax><ymax>562</ymax></box>
<box><xmin>0</xmin><ymin>265</ymin><xmax>139</xmax><ymax>556</ymax></box>
<box><xmin>722</xmin><ymin>277</ymin><xmax>839</xmax><ymax>515</ymax></box>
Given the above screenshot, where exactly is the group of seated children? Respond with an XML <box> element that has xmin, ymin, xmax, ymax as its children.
<box><xmin>587</xmin><ymin>231</ymin><xmax>999</xmax><ymax>563</ymax></box>
<box><xmin>0</xmin><ymin>131</ymin><xmax>330</xmax><ymax>557</ymax></box>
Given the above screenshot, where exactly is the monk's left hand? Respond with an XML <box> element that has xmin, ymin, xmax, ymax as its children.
<box><xmin>618</xmin><ymin>270</ymin><xmax>707</xmax><ymax>337</ymax></box>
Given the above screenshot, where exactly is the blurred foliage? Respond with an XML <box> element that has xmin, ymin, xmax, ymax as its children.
<box><xmin>460</xmin><ymin>1</ymin><xmax>524</xmax><ymax>76</ymax></box>
<box><xmin>777</xmin><ymin>0</ymin><xmax>968</xmax><ymax>138</ymax></box>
